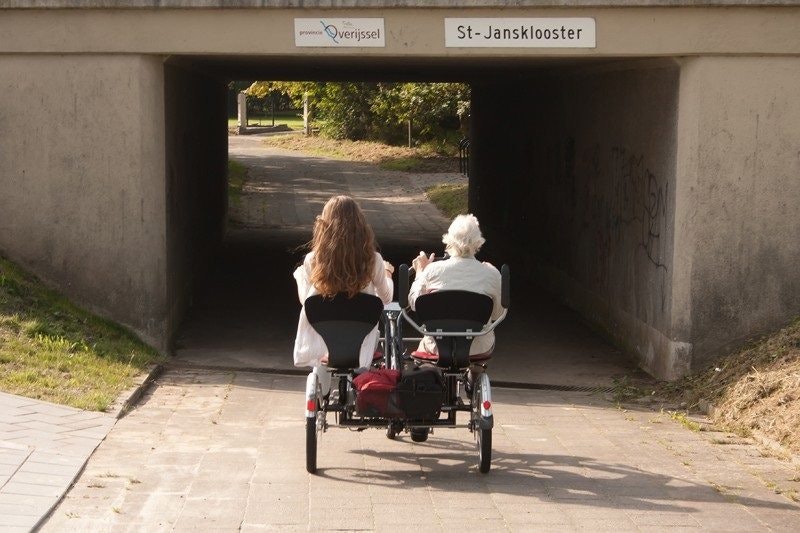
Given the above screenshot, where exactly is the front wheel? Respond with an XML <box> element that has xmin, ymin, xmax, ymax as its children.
<box><xmin>410</xmin><ymin>428</ymin><xmax>429</xmax><ymax>443</ymax></box>
<box><xmin>306</xmin><ymin>415</ymin><xmax>317</xmax><ymax>473</ymax></box>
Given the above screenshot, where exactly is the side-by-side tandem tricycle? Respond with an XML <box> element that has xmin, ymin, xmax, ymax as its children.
<box><xmin>303</xmin><ymin>263</ymin><xmax>510</xmax><ymax>474</ymax></box>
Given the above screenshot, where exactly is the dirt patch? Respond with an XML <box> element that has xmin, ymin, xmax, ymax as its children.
<box><xmin>660</xmin><ymin>317</ymin><xmax>800</xmax><ymax>455</ymax></box>
<box><xmin>262</xmin><ymin>135</ymin><xmax>458</xmax><ymax>173</ymax></box>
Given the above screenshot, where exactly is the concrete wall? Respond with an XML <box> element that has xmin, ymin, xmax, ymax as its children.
<box><xmin>164</xmin><ymin>62</ymin><xmax>229</xmax><ymax>341</ymax></box>
<box><xmin>0</xmin><ymin>7</ymin><xmax>799</xmax><ymax>57</ymax></box>
<box><xmin>0</xmin><ymin>55</ymin><xmax>169</xmax><ymax>349</ymax></box>
<box><xmin>674</xmin><ymin>56</ymin><xmax>800</xmax><ymax>369</ymax></box>
<box><xmin>472</xmin><ymin>60</ymin><xmax>684</xmax><ymax>378</ymax></box>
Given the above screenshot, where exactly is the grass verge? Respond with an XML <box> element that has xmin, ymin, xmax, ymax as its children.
<box><xmin>0</xmin><ymin>256</ymin><xmax>162</xmax><ymax>411</ymax></box>
<box><xmin>228</xmin><ymin>160</ymin><xmax>247</xmax><ymax>206</ymax></box>
<box><xmin>658</xmin><ymin>316</ymin><xmax>800</xmax><ymax>454</ymax></box>
<box><xmin>261</xmin><ymin>135</ymin><xmax>458</xmax><ymax>173</ymax></box>
<box><xmin>425</xmin><ymin>184</ymin><xmax>468</xmax><ymax>219</ymax></box>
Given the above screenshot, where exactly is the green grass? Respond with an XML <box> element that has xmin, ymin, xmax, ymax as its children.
<box><xmin>425</xmin><ymin>184</ymin><xmax>468</xmax><ymax>219</ymax></box>
<box><xmin>667</xmin><ymin>410</ymin><xmax>703</xmax><ymax>432</ymax></box>
<box><xmin>0</xmin><ymin>256</ymin><xmax>162</xmax><ymax>411</ymax></box>
<box><xmin>227</xmin><ymin>110</ymin><xmax>306</xmax><ymax>130</ymax></box>
<box><xmin>228</xmin><ymin>160</ymin><xmax>247</xmax><ymax>205</ymax></box>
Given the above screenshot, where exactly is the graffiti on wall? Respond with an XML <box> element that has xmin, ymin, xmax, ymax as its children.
<box><xmin>570</xmin><ymin>142</ymin><xmax>671</xmax><ymax>314</ymax></box>
<box><xmin>609</xmin><ymin>146</ymin><xmax>670</xmax><ymax>271</ymax></box>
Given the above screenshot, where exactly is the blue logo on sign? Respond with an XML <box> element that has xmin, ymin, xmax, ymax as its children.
<box><xmin>321</xmin><ymin>20</ymin><xmax>338</xmax><ymax>43</ymax></box>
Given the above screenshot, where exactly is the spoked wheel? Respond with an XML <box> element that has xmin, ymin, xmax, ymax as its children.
<box><xmin>410</xmin><ymin>428</ymin><xmax>429</xmax><ymax>443</ymax></box>
<box><xmin>472</xmin><ymin>373</ymin><xmax>493</xmax><ymax>473</ymax></box>
<box><xmin>305</xmin><ymin>372</ymin><xmax>323</xmax><ymax>474</ymax></box>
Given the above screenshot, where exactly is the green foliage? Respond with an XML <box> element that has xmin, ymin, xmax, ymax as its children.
<box><xmin>0</xmin><ymin>256</ymin><xmax>162</xmax><ymax>411</ymax></box>
<box><xmin>371</xmin><ymin>82</ymin><xmax>470</xmax><ymax>142</ymax></box>
<box><xmin>245</xmin><ymin>80</ymin><xmax>470</xmax><ymax>148</ymax></box>
<box><xmin>425</xmin><ymin>184</ymin><xmax>468</xmax><ymax>219</ymax></box>
<box><xmin>317</xmin><ymin>83</ymin><xmax>379</xmax><ymax>140</ymax></box>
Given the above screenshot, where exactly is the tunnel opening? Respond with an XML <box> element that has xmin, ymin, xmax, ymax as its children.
<box><xmin>165</xmin><ymin>54</ymin><xmax>679</xmax><ymax>385</ymax></box>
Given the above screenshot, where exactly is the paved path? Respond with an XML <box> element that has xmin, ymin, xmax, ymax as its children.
<box><xmin>227</xmin><ymin>135</ymin><xmax>460</xmax><ymax>238</ymax></box>
<box><xmin>0</xmin><ymin>392</ymin><xmax>116</xmax><ymax>532</ymax></box>
<box><xmin>41</xmin><ymin>369</ymin><xmax>800</xmax><ymax>531</ymax></box>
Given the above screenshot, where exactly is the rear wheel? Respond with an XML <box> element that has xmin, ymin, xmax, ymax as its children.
<box><xmin>477</xmin><ymin>426</ymin><xmax>492</xmax><ymax>473</ymax></box>
<box><xmin>410</xmin><ymin>428</ymin><xmax>429</xmax><ymax>443</ymax></box>
<box><xmin>306</xmin><ymin>415</ymin><xmax>317</xmax><ymax>474</ymax></box>
<box><xmin>473</xmin><ymin>375</ymin><xmax>493</xmax><ymax>473</ymax></box>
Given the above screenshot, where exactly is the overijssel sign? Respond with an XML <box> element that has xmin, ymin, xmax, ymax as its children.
<box><xmin>444</xmin><ymin>18</ymin><xmax>596</xmax><ymax>48</ymax></box>
<box><xmin>294</xmin><ymin>18</ymin><xmax>385</xmax><ymax>47</ymax></box>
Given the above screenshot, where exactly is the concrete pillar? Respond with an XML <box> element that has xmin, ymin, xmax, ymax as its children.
<box><xmin>237</xmin><ymin>91</ymin><xmax>247</xmax><ymax>133</ymax></box>
<box><xmin>0</xmin><ymin>54</ymin><xmax>168</xmax><ymax>350</ymax></box>
<box><xmin>303</xmin><ymin>92</ymin><xmax>310</xmax><ymax>136</ymax></box>
<box><xmin>674</xmin><ymin>56</ymin><xmax>800</xmax><ymax>370</ymax></box>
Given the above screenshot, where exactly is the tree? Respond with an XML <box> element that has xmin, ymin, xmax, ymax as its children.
<box><xmin>244</xmin><ymin>81</ymin><xmax>470</xmax><ymax>148</ymax></box>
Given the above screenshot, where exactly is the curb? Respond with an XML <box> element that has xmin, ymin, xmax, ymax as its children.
<box><xmin>109</xmin><ymin>363</ymin><xmax>165</xmax><ymax>419</ymax></box>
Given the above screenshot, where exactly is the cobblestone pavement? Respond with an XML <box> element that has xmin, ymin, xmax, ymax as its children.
<box><xmin>42</xmin><ymin>369</ymin><xmax>800</xmax><ymax>532</ymax></box>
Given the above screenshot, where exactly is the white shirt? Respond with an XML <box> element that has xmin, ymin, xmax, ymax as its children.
<box><xmin>409</xmin><ymin>256</ymin><xmax>503</xmax><ymax>355</ymax></box>
<box><xmin>293</xmin><ymin>251</ymin><xmax>394</xmax><ymax>368</ymax></box>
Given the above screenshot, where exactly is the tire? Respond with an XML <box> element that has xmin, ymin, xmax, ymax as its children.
<box><xmin>473</xmin><ymin>376</ymin><xmax>492</xmax><ymax>473</ymax></box>
<box><xmin>410</xmin><ymin>428</ymin><xmax>429</xmax><ymax>443</ymax></box>
<box><xmin>477</xmin><ymin>426</ymin><xmax>492</xmax><ymax>473</ymax></box>
<box><xmin>386</xmin><ymin>424</ymin><xmax>397</xmax><ymax>440</ymax></box>
<box><xmin>306</xmin><ymin>416</ymin><xmax>317</xmax><ymax>474</ymax></box>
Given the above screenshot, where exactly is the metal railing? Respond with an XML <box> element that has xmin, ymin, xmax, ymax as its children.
<box><xmin>458</xmin><ymin>138</ymin><xmax>470</xmax><ymax>177</ymax></box>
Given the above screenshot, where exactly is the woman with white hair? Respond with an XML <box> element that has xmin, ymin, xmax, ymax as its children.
<box><xmin>408</xmin><ymin>214</ymin><xmax>503</xmax><ymax>357</ymax></box>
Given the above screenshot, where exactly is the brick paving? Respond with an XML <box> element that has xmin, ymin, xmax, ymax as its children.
<box><xmin>0</xmin><ymin>392</ymin><xmax>116</xmax><ymax>532</ymax></box>
<box><xmin>40</xmin><ymin>369</ymin><xmax>800</xmax><ymax>531</ymax></box>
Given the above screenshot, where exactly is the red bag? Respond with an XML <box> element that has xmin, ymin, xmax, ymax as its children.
<box><xmin>353</xmin><ymin>369</ymin><xmax>402</xmax><ymax>417</ymax></box>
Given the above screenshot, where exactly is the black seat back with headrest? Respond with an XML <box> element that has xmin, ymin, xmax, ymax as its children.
<box><xmin>414</xmin><ymin>290</ymin><xmax>493</xmax><ymax>369</ymax></box>
<box><xmin>304</xmin><ymin>292</ymin><xmax>384</xmax><ymax>369</ymax></box>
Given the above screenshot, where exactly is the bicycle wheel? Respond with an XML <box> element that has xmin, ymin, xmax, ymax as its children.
<box><xmin>473</xmin><ymin>374</ymin><xmax>493</xmax><ymax>473</ymax></box>
<box><xmin>306</xmin><ymin>414</ymin><xmax>317</xmax><ymax>474</ymax></box>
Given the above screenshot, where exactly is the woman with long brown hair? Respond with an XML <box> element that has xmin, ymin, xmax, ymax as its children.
<box><xmin>293</xmin><ymin>196</ymin><xmax>393</xmax><ymax>390</ymax></box>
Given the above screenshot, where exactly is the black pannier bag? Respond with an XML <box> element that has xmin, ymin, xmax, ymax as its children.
<box><xmin>397</xmin><ymin>365</ymin><xmax>445</xmax><ymax>420</ymax></box>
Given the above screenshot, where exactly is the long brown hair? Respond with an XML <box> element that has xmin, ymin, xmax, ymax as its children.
<box><xmin>310</xmin><ymin>196</ymin><xmax>376</xmax><ymax>298</ymax></box>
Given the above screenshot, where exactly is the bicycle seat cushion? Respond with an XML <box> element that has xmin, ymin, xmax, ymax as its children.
<box><xmin>413</xmin><ymin>290</ymin><xmax>493</xmax><ymax>368</ymax></box>
<box><xmin>305</xmin><ymin>292</ymin><xmax>384</xmax><ymax>369</ymax></box>
<box><xmin>411</xmin><ymin>350</ymin><xmax>492</xmax><ymax>363</ymax></box>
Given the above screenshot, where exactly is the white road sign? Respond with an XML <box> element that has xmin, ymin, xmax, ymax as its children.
<box><xmin>295</xmin><ymin>18</ymin><xmax>385</xmax><ymax>47</ymax></box>
<box><xmin>445</xmin><ymin>18</ymin><xmax>596</xmax><ymax>48</ymax></box>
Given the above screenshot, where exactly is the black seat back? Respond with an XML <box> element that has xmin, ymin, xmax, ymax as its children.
<box><xmin>414</xmin><ymin>290</ymin><xmax>493</xmax><ymax>369</ymax></box>
<box><xmin>304</xmin><ymin>292</ymin><xmax>384</xmax><ymax>369</ymax></box>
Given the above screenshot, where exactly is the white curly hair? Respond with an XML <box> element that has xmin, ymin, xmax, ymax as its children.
<box><xmin>442</xmin><ymin>214</ymin><xmax>486</xmax><ymax>258</ymax></box>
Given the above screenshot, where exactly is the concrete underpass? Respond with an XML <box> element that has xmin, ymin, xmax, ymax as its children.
<box><xmin>1</xmin><ymin>3</ymin><xmax>799</xmax><ymax>382</ymax></box>
<box><xmin>171</xmin><ymin>134</ymin><xmax>634</xmax><ymax>387</ymax></box>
